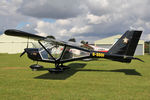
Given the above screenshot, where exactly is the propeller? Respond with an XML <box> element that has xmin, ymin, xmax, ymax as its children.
<box><xmin>20</xmin><ymin>36</ymin><xmax>29</xmax><ymax>57</ymax></box>
<box><xmin>20</xmin><ymin>49</ymin><xmax>26</xmax><ymax>57</ymax></box>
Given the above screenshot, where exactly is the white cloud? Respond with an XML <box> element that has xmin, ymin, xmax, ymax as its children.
<box><xmin>1</xmin><ymin>0</ymin><xmax>150</xmax><ymax>42</ymax></box>
<box><xmin>69</xmin><ymin>25</ymin><xmax>91</xmax><ymax>34</ymax></box>
<box><xmin>87</xmin><ymin>13</ymin><xmax>110</xmax><ymax>24</ymax></box>
<box><xmin>18</xmin><ymin>0</ymin><xmax>86</xmax><ymax>19</ymax></box>
<box><xmin>88</xmin><ymin>0</ymin><xmax>109</xmax><ymax>8</ymax></box>
<box><xmin>58</xmin><ymin>29</ymin><xmax>68</xmax><ymax>36</ymax></box>
<box><xmin>34</xmin><ymin>21</ymin><xmax>53</xmax><ymax>34</ymax></box>
<box><xmin>146</xmin><ymin>34</ymin><xmax>150</xmax><ymax>40</ymax></box>
<box><xmin>37</xmin><ymin>32</ymin><xmax>47</xmax><ymax>37</ymax></box>
<box><xmin>142</xmin><ymin>34</ymin><xmax>150</xmax><ymax>41</ymax></box>
<box><xmin>56</xmin><ymin>19</ymin><xmax>71</xmax><ymax>25</ymax></box>
<box><xmin>146</xmin><ymin>22</ymin><xmax>150</xmax><ymax>29</ymax></box>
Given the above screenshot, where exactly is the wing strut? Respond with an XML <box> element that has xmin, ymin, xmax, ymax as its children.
<box><xmin>38</xmin><ymin>40</ymin><xmax>56</xmax><ymax>61</ymax></box>
<box><xmin>58</xmin><ymin>45</ymin><xmax>67</xmax><ymax>61</ymax></box>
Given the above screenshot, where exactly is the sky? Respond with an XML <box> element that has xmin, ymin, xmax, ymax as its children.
<box><xmin>0</xmin><ymin>0</ymin><xmax>150</xmax><ymax>43</ymax></box>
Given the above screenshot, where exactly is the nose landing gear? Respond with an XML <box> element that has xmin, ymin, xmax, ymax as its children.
<box><xmin>29</xmin><ymin>61</ymin><xmax>43</xmax><ymax>71</ymax></box>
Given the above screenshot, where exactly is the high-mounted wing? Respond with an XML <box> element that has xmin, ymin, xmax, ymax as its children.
<box><xmin>4</xmin><ymin>29</ymin><xmax>90</xmax><ymax>52</ymax></box>
<box><xmin>4</xmin><ymin>29</ymin><xmax>45</xmax><ymax>39</ymax></box>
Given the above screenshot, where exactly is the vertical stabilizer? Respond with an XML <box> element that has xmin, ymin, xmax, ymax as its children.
<box><xmin>106</xmin><ymin>30</ymin><xmax>142</xmax><ymax>63</ymax></box>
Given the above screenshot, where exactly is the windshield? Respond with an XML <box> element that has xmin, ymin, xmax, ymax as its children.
<box><xmin>39</xmin><ymin>41</ymin><xmax>64</xmax><ymax>60</ymax></box>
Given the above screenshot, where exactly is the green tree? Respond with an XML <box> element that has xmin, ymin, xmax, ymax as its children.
<box><xmin>46</xmin><ymin>35</ymin><xmax>55</xmax><ymax>40</ymax></box>
<box><xmin>81</xmin><ymin>40</ymin><xmax>88</xmax><ymax>44</ymax></box>
<box><xmin>68</xmin><ymin>38</ymin><xmax>76</xmax><ymax>42</ymax></box>
<box><xmin>145</xmin><ymin>41</ymin><xmax>150</xmax><ymax>53</ymax></box>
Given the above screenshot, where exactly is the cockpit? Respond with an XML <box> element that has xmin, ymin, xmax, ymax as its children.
<box><xmin>38</xmin><ymin>38</ymin><xmax>90</xmax><ymax>61</ymax></box>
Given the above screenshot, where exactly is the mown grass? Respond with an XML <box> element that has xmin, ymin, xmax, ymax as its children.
<box><xmin>0</xmin><ymin>53</ymin><xmax>150</xmax><ymax>100</ymax></box>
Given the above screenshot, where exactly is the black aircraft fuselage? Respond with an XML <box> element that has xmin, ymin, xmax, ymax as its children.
<box><xmin>25</xmin><ymin>48</ymin><xmax>42</xmax><ymax>61</ymax></box>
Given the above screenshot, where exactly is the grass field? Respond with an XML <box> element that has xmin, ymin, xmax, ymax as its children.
<box><xmin>0</xmin><ymin>54</ymin><xmax>150</xmax><ymax>100</ymax></box>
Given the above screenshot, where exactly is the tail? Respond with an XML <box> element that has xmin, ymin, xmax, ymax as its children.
<box><xmin>105</xmin><ymin>30</ymin><xmax>143</xmax><ymax>63</ymax></box>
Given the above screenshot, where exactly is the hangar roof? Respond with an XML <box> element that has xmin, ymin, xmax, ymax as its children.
<box><xmin>95</xmin><ymin>35</ymin><xmax>144</xmax><ymax>45</ymax></box>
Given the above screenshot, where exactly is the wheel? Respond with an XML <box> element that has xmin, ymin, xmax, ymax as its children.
<box><xmin>60</xmin><ymin>65</ymin><xmax>70</xmax><ymax>70</ymax></box>
<box><xmin>48</xmin><ymin>68</ymin><xmax>64</xmax><ymax>73</ymax></box>
<box><xmin>29</xmin><ymin>64</ymin><xmax>43</xmax><ymax>71</ymax></box>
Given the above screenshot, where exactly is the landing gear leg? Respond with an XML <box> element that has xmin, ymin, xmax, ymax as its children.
<box><xmin>48</xmin><ymin>62</ymin><xmax>71</xmax><ymax>73</ymax></box>
<box><xmin>48</xmin><ymin>63</ymin><xmax>63</xmax><ymax>73</ymax></box>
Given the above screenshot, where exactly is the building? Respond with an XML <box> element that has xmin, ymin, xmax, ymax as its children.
<box><xmin>95</xmin><ymin>35</ymin><xmax>144</xmax><ymax>55</ymax></box>
<box><xmin>0</xmin><ymin>34</ymin><xmax>38</xmax><ymax>54</ymax></box>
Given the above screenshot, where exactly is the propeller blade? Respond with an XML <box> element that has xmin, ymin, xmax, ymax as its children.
<box><xmin>4</xmin><ymin>29</ymin><xmax>45</xmax><ymax>40</ymax></box>
<box><xmin>20</xmin><ymin>50</ymin><xmax>26</xmax><ymax>57</ymax></box>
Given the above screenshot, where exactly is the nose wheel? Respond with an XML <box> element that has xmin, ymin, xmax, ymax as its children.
<box><xmin>29</xmin><ymin>61</ymin><xmax>43</xmax><ymax>71</ymax></box>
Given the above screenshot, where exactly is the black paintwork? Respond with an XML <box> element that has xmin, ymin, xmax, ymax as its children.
<box><xmin>106</xmin><ymin>30</ymin><xmax>142</xmax><ymax>63</ymax></box>
<box><xmin>108</xmin><ymin>30</ymin><xmax>142</xmax><ymax>56</ymax></box>
<box><xmin>4</xmin><ymin>29</ymin><xmax>143</xmax><ymax>71</ymax></box>
<box><xmin>5</xmin><ymin>29</ymin><xmax>45</xmax><ymax>39</ymax></box>
<box><xmin>25</xmin><ymin>48</ymin><xmax>42</xmax><ymax>61</ymax></box>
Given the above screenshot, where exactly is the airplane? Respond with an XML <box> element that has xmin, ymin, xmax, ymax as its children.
<box><xmin>4</xmin><ymin>29</ymin><xmax>143</xmax><ymax>73</ymax></box>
